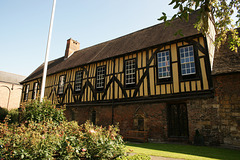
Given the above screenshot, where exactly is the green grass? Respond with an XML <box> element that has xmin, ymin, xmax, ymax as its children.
<box><xmin>125</xmin><ymin>142</ymin><xmax>240</xmax><ymax>160</ymax></box>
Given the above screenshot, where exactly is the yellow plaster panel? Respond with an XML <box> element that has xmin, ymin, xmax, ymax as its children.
<box><xmin>149</xmin><ymin>49</ymin><xmax>152</xmax><ymax>60</ymax></box>
<box><xmin>171</xmin><ymin>44</ymin><xmax>178</xmax><ymax>62</ymax></box>
<box><xmin>156</xmin><ymin>85</ymin><xmax>160</xmax><ymax>95</ymax></box>
<box><xmin>106</xmin><ymin>61</ymin><xmax>109</xmax><ymax>75</ymax></box>
<box><xmin>149</xmin><ymin>50</ymin><xmax>154</xmax><ymax>66</ymax></box>
<box><xmin>198</xmin><ymin>51</ymin><xmax>205</xmax><ymax>57</ymax></box>
<box><xmin>140</xmin><ymin>83</ymin><xmax>143</xmax><ymax>97</ymax></box>
<box><xmin>183</xmin><ymin>42</ymin><xmax>189</xmax><ymax>45</ymax></box>
<box><xmin>125</xmin><ymin>55</ymin><xmax>129</xmax><ymax>60</ymax></box>
<box><xmin>115</xmin><ymin>81</ymin><xmax>118</xmax><ymax>99</ymax></box>
<box><xmin>87</xmin><ymin>86</ymin><xmax>91</xmax><ymax>102</ymax></box>
<box><xmin>144</xmin><ymin>70</ymin><xmax>148</xmax><ymax>96</ymax></box>
<box><xmin>129</xmin><ymin>54</ymin><xmax>133</xmax><ymax>59</ymax></box>
<box><xmin>121</xmin><ymin>74</ymin><xmax>124</xmax><ymax>86</ymax></box>
<box><xmin>149</xmin><ymin>67</ymin><xmax>155</xmax><ymax>95</ymax></box>
<box><xmin>142</xmin><ymin>51</ymin><xmax>146</xmax><ymax>67</ymax></box>
<box><xmin>93</xmin><ymin>64</ymin><xmax>96</xmax><ymax>77</ymax></box>
<box><xmin>161</xmin><ymin>85</ymin><xmax>165</xmax><ymax>94</ymax></box>
<box><xmin>165</xmin><ymin>45</ymin><xmax>170</xmax><ymax>50</ymax></box>
<box><xmin>139</xmin><ymin>70</ymin><xmax>143</xmax><ymax>96</ymax></box>
<box><xmin>185</xmin><ymin>81</ymin><xmax>190</xmax><ymax>92</ymax></box>
<box><xmin>109</xmin><ymin>76</ymin><xmax>113</xmax><ymax>99</ymax></box>
<box><xmin>200</xmin><ymin>58</ymin><xmax>209</xmax><ymax>90</ymax></box>
<box><xmin>181</xmin><ymin>82</ymin><xmax>185</xmax><ymax>92</ymax></box>
<box><xmin>126</xmin><ymin>90</ymin><xmax>129</xmax><ymax>98</ymax></box>
<box><xmin>133</xmin><ymin>53</ymin><xmax>136</xmax><ymax>58</ymax></box>
<box><xmin>172</xmin><ymin>63</ymin><xmax>179</xmax><ymax>93</ymax></box>
<box><xmin>199</xmin><ymin>37</ymin><xmax>205</xmax><ymax>47</ymax></box>
<box><xmin>130</xmin><ymin>89</ymin><xmax>134</xmax><ymax>97</ymax></box>
<box><xmin>177</xmin><ymin>42</ymin><xmax>182</xmax><ymax>47</ymax></box>
<box><xmin>118</xmin><ymin>75</ymin><xmax>123</xmax><ymax>98</ymax></box>
<box><xmin>119</xmin><ymin>57</ymin><xmax>123</xmax><ymax>72</ymax></box>
<box><xmin>193</xmin><ymin>38</ymin><xmax>198</xmax><ymax>42</ymax></box>
<box><xmin>138</xmin><ymin>52</ymin><xmax>142</xmax><ymax>68</ymax></box>
<box><xmin>166</xmin><ymin>84</ymin><xmax>171</xmax><ymax>94</ymax></box>
<box><xmin>191</xmin><ymin>81</ymin><xmax>196</xmax><ymax>91</ymax></box>
<box><xmin>106</xmin><ymin>76</ymin><xmax>109</xmax><ymax>100</ymax></box>
<box><xmin>115</xmin><ymin>58</ymin><xmax>119</xmax><ymax>73</ymax></box>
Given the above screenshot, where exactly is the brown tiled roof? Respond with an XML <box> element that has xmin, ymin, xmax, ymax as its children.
<box><xmin>22</xmin><ymin>11</ymin><xmax>201</xmax><ymax>83</ymax></box>
<box><xmin>212</xmin><ymin>28</ymin><xmax>240</xmax><ymax>75</ymax></box>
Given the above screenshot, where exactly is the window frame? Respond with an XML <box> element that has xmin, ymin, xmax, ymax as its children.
<box><xmin>124</xmin><ymin>58</ymin><xmax>137</xmax><ymax>88</ymax></box>
<box><xmin>95</xmin><ymin>66</ymin><xmax>106</xmax><ymax>91</ymax></box>
<box><xmin>74</xmin><ymin>70</ymin><xmax>83</xmax><ymax>93</ymax></box>
<box><xmin>178</xmin><ymin>44</ymin><xmax>200</xmax><ymax>80</ymax></box>
<box><xmin>24</xmin><ymin>84</ymin><xmax>30</xmax><ymax>101</ymax></box>
<box><xmin>156</xmin><ymin>49</ymin><xmax>172</xmax><ymax>83</ymax></box>
<box><xmin>58</xmin><ymin>75</ymin><xmax>66</xmax><ymax>95</ymax></box>
<box><xmin>32</xmin><ymin>82</ymin><xmax>38</xmax><ymax>100</ymax></box>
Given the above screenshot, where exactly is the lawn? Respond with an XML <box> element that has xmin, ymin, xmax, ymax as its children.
<box><xmin>125</xmin><ymin>142</ymin><xmax>240</xmax><ymax>160</ymax></box>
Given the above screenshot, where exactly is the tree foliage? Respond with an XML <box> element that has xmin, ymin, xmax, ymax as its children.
<box><xmin>159</xmin><ymin>0</ymin><xmax>240</xmax><ymax>52</ymax></box>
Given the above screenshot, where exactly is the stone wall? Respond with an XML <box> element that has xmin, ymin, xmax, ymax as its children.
<box><xmin>213</xmin><ymin>73</ymin><xmax>240</xmax><ymax>147</ymax></box>
<box><xmin>65</xmin><ymin>99</ymin><xmax>222</xmax><ymax>145</ymax></box>
<box><xmin>64</xmin><ymin>73</ymin><xmax>240</xmax><ymax>147</ymax></box>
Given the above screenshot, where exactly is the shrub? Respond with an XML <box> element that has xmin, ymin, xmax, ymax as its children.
<box><xmin>8</xmin><ymin>109</ymin><xmax>19</xmax><ymax>124</ymax></box>
<box><xmin>0</xmin><ymin>100</ymin><xmax>125</xmax><ymax>159</ymax></box>
<box><xmin>0</xmin><ymin>120</ymin><xmax>125</xmax><ymax>159</ymax></box>
<box><xmin>21</xmin><ymin>99</ymin><xmax>66</xmax><ymax>123</ymax></box>
<box><xmin>0</xmin><ymin>107</ymin><xmax>8</xmax><ymax>122</ymax></box>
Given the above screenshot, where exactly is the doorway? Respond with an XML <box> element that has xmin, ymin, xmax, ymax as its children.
<box><xmin>167</xmin><ymin>103</ymin><xmax>189</xmax><ymax>138</ymax></box>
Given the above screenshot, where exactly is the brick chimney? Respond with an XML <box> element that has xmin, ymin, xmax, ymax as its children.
<box><xmin>65</xmin><ymin>38</ymin><xmax>80</xmax><ymax>59</ymax></box>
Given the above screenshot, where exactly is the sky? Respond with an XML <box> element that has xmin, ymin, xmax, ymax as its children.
<box><xmin>0</xmin><ymin>0</ymin><xmax>175</xmax><ymax>77</ymax></box>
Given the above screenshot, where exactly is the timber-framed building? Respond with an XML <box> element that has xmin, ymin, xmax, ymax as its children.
<box><xmin>21</xmin><ymin>11</ymin><xmax>240</xmax><ymax>147</ymax></box>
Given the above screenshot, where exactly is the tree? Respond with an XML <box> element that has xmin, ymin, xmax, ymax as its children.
<box><xmin>159</xmin><ymin>0</ymin><xmax>240</xmax><ymax>52</ymax></box>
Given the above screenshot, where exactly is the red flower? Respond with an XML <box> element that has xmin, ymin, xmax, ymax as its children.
<box><xmin>81</xmin><ymin>148</ymin><xmax>87</xmax><ymax>152</ymax></box>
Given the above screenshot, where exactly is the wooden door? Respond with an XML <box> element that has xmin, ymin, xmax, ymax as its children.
<box><xmin>167</xmin><ymin>103</ymin><xmax>189</xmax><ymax>138</ymax></box>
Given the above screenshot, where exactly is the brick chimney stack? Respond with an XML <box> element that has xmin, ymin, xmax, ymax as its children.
<box><xmin>65</xmin><ymin>38</ymin><xmax>80</xmax><ymax>59</ymax></box>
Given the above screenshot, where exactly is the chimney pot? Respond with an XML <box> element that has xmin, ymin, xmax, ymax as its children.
<box><xmin>65</xmin><ymin>38</ymin><xmax>80</xmax><ymax>59</ymax></box>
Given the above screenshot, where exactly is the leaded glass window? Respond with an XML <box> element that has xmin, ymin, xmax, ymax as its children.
<box><xmin>32</xmin><ymin>82</ymin><xmax>38</xmax><ymax>99</ymax></box>
<box><xmin>125</xmin><ymin>59</ymin><xmax>136</xmax><ymax>85</ymax></box>
<box><xmin>24</xmin><ymin>84</ymin><xmax>29</xmax><ymax>101</ymax></box>
<box><xmin>157</xmin><ymin>50</ymin><xmax>171</xmax><ymax>79</ymax></box>
<box><xmin>75</xmin><ymin>71</ymin><xmax>83</xmax><ymax>92</ymax></box>
<box><xmin>96</xmin><ymin>66</ymin><xmax>105</xmax><ymax>89</ymax></box>
<box><xmin>180</xmin><ymin>45</ymin><xmax>196</xmax><ymax>75</ymax></box>
<box><xmin>58</xmin><ymin>75</ymin><xmax>65</xmax><ymax>94</ymax></box>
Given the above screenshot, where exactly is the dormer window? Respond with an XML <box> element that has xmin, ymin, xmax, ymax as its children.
<box><xmin>96</xmin><ymin>66</ymin><xmax>105</xmax><ymax>90</ymax></box>
<box><xmin>180</xmin><ymin>45</ymin><xmax>196</xmax><ymax>76</ymax></box>
<box><xmin>58</xmin><ymin>75</ymin><xmax>65</xmax><ymax>94</ymax></box>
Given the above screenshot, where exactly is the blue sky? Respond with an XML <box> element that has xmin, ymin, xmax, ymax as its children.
<box><xmin>0</xmin><ymin>0</ymin><xmax>175</xmax><ymax>77</ymax></box>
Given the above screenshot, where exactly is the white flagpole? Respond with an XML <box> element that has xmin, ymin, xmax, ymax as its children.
<box><xmin>40</xmin><ymin>0</ymin><xmax>56</xmax><ymax>102</ymax></box>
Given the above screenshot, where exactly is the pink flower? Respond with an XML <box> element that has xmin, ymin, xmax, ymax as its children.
<box><xmin>82</xmin><ymin>148</ymin><xmax>87</xmax><ymax>152</ymax></box>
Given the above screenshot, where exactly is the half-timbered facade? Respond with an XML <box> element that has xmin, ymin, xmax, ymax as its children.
<box><xmin>21</xmin><ymin>11</ymin><xmax>227</xmax><ymax>144</ymax></box>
